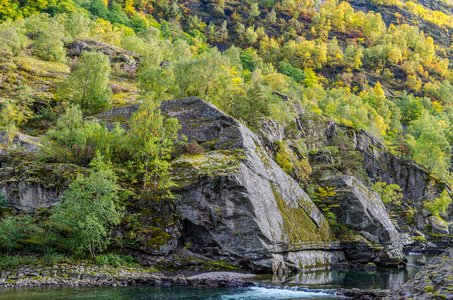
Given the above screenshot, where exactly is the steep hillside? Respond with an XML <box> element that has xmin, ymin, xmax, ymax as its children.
<box><xmin>0</xmin><ymin>0</ymin><xmax>453</xmax><ymax>273</ymax></box>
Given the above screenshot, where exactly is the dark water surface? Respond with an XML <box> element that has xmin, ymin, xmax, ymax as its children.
<box><xmin>0</xmin><ymin>254</ymin><xmax>435</xmax><ymax>300</ymax></box>
<box><xmin>255</xmin><ymin>253</ymin><xmax>436</xmax><ymax>291</ymax></box>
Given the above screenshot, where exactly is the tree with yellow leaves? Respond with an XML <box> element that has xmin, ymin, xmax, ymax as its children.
<box><xmin>124</xmin><ymin>0</ymin><xmax>135</xmax><ymax>16</ymax></box>
<box><xmin>0</xmin><ymin>100</ymin><xmax>33</xmax><ymax>144</ymax></box>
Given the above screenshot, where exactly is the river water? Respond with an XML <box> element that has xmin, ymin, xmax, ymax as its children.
<box><xmin>0</xmin><ymin>254</ymin><xmax>435</xmax><ymax>300</ymax></box>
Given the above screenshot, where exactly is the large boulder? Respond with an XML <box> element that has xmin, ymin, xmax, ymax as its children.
<box><xmin>323</xmin><ymin>175</ymin><xmax>404</xmax><ymax>266</ymax></box>
<box><xmin>325</xmin><ymin>175</ymin><xmax>399</xmax><ymax>244</ymax></box>
<box><xmin>65</xmin><ymin>39</ymin><xmax>140</xmax><ymax>67</ymax></box>
<box><xmin>160</xmin><ymin>97</ymin><xmax>343</xmax><ymax>272</ymax></box>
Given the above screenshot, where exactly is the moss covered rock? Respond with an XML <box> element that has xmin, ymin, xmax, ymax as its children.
<box><xmin>160</xmin><ymin>97</ymin><xmax>338</xmax><ymax>273</ymax></box>
<box><xmin>386</xmin><ymin>249</ymin><xmax>453</xmax><ymax>299</ymax></box>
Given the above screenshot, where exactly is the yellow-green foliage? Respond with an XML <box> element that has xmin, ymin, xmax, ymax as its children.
<box><xmin>0</xmin><ymin>99</ymin><xmax>33</xmax><ymax>144</ymax></box>
<box><xmin>424</xmin><ymin>190</ymin><xmax>452</xmax><ymax>218</ymax></box>
<box><xmin>276</xmin><ymin>146</ymin><xmax>293</xmax><ymax>174</ymax></box>
<box><xmin>371</xmin><ymin>182</ymin><xmax>403</xmax><ymax>205</ymax></box>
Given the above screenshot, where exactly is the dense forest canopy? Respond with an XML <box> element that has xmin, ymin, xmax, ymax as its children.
<box><xmin>2</xmin><ymin>0</ymin><xmax>453</xmax><ymax>179</ymax></box>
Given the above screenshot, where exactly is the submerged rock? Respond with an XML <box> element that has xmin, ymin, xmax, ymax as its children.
<box><xmin>338</xmin><ymin>288</ymin><xmax>390</xmax><ymax>300</ymax></box>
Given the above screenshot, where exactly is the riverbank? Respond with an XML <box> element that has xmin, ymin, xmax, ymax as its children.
<box><xmin>0</xmin><ymin>264</ymin><xmax>256</xmax><ymax>289</ymax></box>
<box><xmin>0</xmin><ymin>251</ymin><xmax>440</xmax><ymax>299</ymax></box>
<box><xmin>386</xmin><ymin>249</ymin><xmax>453</xmax><ymax>299</ymax></box>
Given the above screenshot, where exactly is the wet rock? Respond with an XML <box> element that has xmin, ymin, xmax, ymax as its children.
<box><xmin>338</xmin><ymin>288</ymin><xmax>390</xmax><ymax>299</ymax></box>
<box><xmin>414</xmin><ymin>259</ymin><xmax>427</xmax><ymax>266</ymax></box>
<box><xmin>386</xmin><ymin>250</ymin><xmax>453</xmax><ymax>299</ymax></box>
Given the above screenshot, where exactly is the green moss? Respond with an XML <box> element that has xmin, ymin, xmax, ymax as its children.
<box><xmin>171</xmin><ymin>149</ymin><xmax>244</xmax><ymax>187</ymax></box>
<box><xmin>146</xmin><ymin>227</ymin><xmax>171</xmax><ymax>247</ymax></box>
<box><xmin>156</xmin><ymin>255</ymin><xmax>239</xmax><ymax>271</ymax></box>
<box><xmin>14</xmin><ymin>56</ymin><xmax>70</xmax><ymax>76</ymax></box>
<box><xmin>271</xmin><ymin>182</ymin><xmax>332</xmax><ymax>243</ymax></box>
<box><xmin>204</xmin><ymin>260</ymin><xmax>240</xmax><ymax>271</ymax></box>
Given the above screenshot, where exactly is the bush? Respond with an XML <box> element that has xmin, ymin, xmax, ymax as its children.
<box><xmin>42</xmin><ymin>252</ymin><xmax>72</xmax><ymax>265</ymax></box>
<box><xmin>0</xmin><ymin>254</ymin><xmax>40</xmax><ymax>270</ymax></box>
<box><xmin>423</xmin><ymin>190</ymin><xmax>451</xmax><ymax>218</ymax></box>
<box><xmin>34</xmin><ymin>26</ymin><xmax>66</xmax><ymax>62</ymax></box>
<box><xmin>50</xmin><ymin>155</ymin><xmax>123</xmax><ymax>260</ymax></box>
<box><xmin>95</xmin><ymin>253</ymin><xmax>137</xmax><ymax>267</ymax></box>
<box><xmin>57</xmin><ymin>51</ymin><xmax>112</xmax><ymax>115</ymax></box>
<box><xmin>0</xmin><ymin>215</ymin><xmax>41</xmax><ymax>254</ymax></box>
<box><xmin>173</xmin><ymin>140</ymin><xmax>204</xmax><ymax>156</ymax></box>
<box><xmin>0</xmin><ymin>193</ymin><xmax>7</xmax><ymax>209</ymax></box>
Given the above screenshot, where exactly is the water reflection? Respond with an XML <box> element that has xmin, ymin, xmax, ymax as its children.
<box><xmin>256</xmin><ymin>253</ymin><xmax>436</xmax><ymax>290</ymax></box>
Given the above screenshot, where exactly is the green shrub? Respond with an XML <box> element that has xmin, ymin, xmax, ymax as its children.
<box><xmin>0</xmin><ymin>193</ymin><xmax>7</xmax><ymax>209</ymax></box>
<box><xmin>34</xmin><ymin>26</ymin><xmax>66</xmax><ymax>62</ymax></box>
<box><xmin>95</xmin><ymin>253</ymin><xmax>137</xmax><ymax>267</ymax></box>
<box><xmin>42</xmin><ymin>252</ymin><xmax>72</xmax><ymax>265</ymax></box>
<box><xmin>424</xmin><ymin>190</ymin><xmax>451</xmax><ymax>218</ymax></box>
<box><xmin>0</xmin><ymin>215</ymin><xmax>42</xmax><ymax>254</ymax></box>
<box><xmin>0</xmin><ymin>254</ymin><xmax>40</xmax><ymax>270</ymax></box>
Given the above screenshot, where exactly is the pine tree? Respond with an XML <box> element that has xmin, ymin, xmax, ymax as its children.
<box><xmin>392</xmin><ymin>133</ymin><xmax>412</xmax><ymax>158</ymax></box>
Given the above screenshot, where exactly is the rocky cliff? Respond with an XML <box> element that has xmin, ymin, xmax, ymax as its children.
<box><xmin>0</xmin><ymin>132</ymin><xmax>84</xmax><ymax>211</ymax></box>
<box><xmin>4</xmin><ymin>96</ymin><xmax>450</xmax><ymax>272</ymax></box>
<box><xmin>258</xmin><ymin>115</ymin><xmax>405</xmax><ymax>267</ymax></box>
<box><xmin>296</xmin><ymin>109</ymin><xmax>452</xmax><ymax>238</ymax></box>
<box><xmin>112</xmin><ymin>97</ymin><xmax>345</xmax><ymax>273</ymax></box>
<box><xmin>26</xmin><ymin>97</ymin><xmax>346</xmax><ymax>273</ymax></box>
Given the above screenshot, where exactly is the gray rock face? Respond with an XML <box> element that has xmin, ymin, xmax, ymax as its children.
<box><xmin>0</xmin><ymin>159</ymin><xmax>82</xmax><ymax>211</ymax></box>
<box><xmin>0</xmin><ymin>131</ymin><xmax>41</xmax><ymax>155</ymax></box>
<box><xmin>324</xmin><ymin>175</ymin><xmax>403</xmax><ymax>266</ymax></box>
<box><xmin>1</xmin><ymin>181</ymin><xmax>60</xmax><ymax>211</ymax></box>
<box><xmin>0</xmin><ymin>133</ymin><xmax>80</xmax><ymax>211</ymax></box>
<box><xmin>65</xmin><ymin>39</ymin><xmax>140</xmax><ymax>69</ymax></box>
<box><xmin>345</xmin><ymin>127</ymin><xmax>453</xmax><ymax>232</ymax></box>
<box><xmin>297</xmin><ymin>109</ymin><xmax>452</xmax><ymax>233</ymax></box>
<box><xmin>326</xmin><ymin>175</ymin><xmax>399</xmax><ymax>245</ymax></box>
<box><xmin>161</xmin><ymin>97</ymin><xmax>341</xmax><ymax>272</ymax></box>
